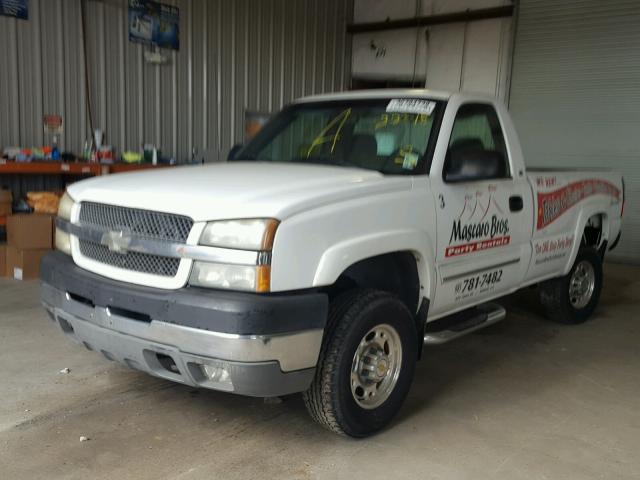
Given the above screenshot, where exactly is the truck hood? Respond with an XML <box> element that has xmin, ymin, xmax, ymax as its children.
<box><xmin>67</xmin><ymin>162</ymin><xmax>412</xmax><ymax>221</ymax></box>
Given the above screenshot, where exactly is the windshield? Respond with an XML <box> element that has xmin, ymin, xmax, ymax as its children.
<box><xmin>235</xmin><ymin>98</ymin><xmax>444</xmax><ymax>175</ymax></box>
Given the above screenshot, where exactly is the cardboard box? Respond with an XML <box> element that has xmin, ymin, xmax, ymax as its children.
<box><xmin>0</xmin><ymin>244</ymin><xmax>6</xmax><ymax>277</ymax></box>
<box><xmin>6</xmin><ymin>246</ymin><xmax>49</xmax><ymax>280</ymax></box>
<box><xmin>0</xmin><ymin>190</ymin><xmax>11</xmax><ymax>216</ymax></box>
<box><xmin>7</xmin><ymin>214</ymin><xmax>54</xmax><ymax>250</ymax></box>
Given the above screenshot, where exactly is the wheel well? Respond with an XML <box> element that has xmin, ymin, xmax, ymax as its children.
<box><xmin>582</xmin><ymin>213</ymin><xmax>610</xmax><ymax>259</ymax></box>
<box><xmin>324</xmin><ymin>251</ymin><xmax>421</xmax><ymax>314</ymax></box>
<box><xmin>582</xmin><ymin>214</ymin><xmax>605</xmax><ymax>248</ymax></box>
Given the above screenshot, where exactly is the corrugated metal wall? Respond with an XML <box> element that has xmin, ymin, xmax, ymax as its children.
<box><xmin>351</xmin><ymin>0</ymin><xmax>514</xmax><ymax>101</ymax></box>
<box><xmin>509</xmin><ymin>0</ymin><xmax>640</xmax><ymax>262</ymax></box>
<box><xmin>0</xmin><ymin>0</ymin><xmax>353</xmax><ymax>162</ymax></box>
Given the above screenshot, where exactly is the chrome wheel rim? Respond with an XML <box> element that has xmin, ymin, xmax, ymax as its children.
<box><xmin>569</xmin><ymin>260</ymin><xmax>595</xmax><ymax>309</ymax></box>
<box><xmin>350</xmin><ymin>324</ymin><xmax>402</xmax><ymax>410</ymax></box>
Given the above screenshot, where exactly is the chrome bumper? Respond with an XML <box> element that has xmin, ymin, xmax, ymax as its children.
<box><xmin>42</xmin><ymin>283</ymin><xmax>320</xmax><ymax>396</ymax></box>
<box><xmin>40</xmin><ymin>252</ymin><xmax>328</xmax><ymax>397</ymax></box>
<box><xmin>42</xmin><ymin>282</ymin><xmax>323</xmax><ymax>372</ymax></box>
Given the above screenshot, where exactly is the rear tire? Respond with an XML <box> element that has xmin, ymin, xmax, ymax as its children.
<box><xmin>303</xmin><ymin>289</ymin><xmax>418</xmax><ymax>437</ymax></box>
<box><xmin>539</xmin><ymin>247</ymin><xmax>603</xmax><ymax>324</ymax></box>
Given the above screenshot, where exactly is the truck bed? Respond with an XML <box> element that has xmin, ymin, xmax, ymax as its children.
<box><xmin>524</xmin><ymin>168</ymin><xmax>623</xmax><ymax>282</ymax></box>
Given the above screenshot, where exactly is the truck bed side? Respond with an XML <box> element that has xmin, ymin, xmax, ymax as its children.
<box><xmin>524</xmin><ymin>169</ymin><xmax>623</xmax><ymax>284</ymax></box>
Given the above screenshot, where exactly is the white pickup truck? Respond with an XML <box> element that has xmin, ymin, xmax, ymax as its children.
<box><xmin>42</xmin><ymin>90</ymin><xmax>624</xmax><ymax>437</ymax></box>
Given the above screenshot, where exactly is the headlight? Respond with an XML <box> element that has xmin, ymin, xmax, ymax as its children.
<box><xmin>199</xmin><ymin>218</ymin><xmax>279</xmax><ymax>250</ymax></box>
<box><xmin>58</xmin><ymin>192</ymin><xmax>75</xmax><ymax>221</ymax></box>
<box><xmin>192</xmin><ymin>218</ymin><xmax>278</xmax><ymax>292</ymax></box>
<box><xmin>189</xmin><ymin>262</ymin><xmax>271</xmax><ymax>292</ymax></box>
<box><xmin>55</xmin><ymin>192</ymin><xmax>76</xmax><ymax>255</ymax></box>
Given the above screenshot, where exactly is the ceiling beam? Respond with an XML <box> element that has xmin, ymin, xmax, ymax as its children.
<box><xmin>347</xmin><ymin>5</ymin><xmax>514</xmax><ymax>34</ymax></box>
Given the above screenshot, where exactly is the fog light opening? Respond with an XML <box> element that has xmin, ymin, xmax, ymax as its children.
<box><xmin>156</xmin><ymin>353</ymin><xmax>180</xmax><ymax>375</ymax></box>
<box><xmin>201</xmin><ymin>364</ymin><xmax>231</xmax><ymax>384</ymax></box>
<box><xmin>188</xmin><ymin>362</ymin><xmax>234</xmax><ymax>391</ymax></box>
<box><xmin>58</xmin><ymin>317</ymin><xmax>74</xmax><ymax>334</ymax></box>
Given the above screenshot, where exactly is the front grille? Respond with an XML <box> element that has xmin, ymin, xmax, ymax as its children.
<box><xmin>77</xmin><ymin>202</ymin><xmax>193</xmax><ymax>278</ymax></box>
<box><xmin>79</xmin><ymin>241</ymin><xmax>181</xmax><ymax>277</ymax></box>
<box><xmin>79</xmin><ymin>202</ymin><xmax>193</xmax><ymax>242</ymax></box>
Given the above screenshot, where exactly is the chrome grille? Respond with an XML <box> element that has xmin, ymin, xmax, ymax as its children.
<box><xmin>79</xmin><ymin>241</ymin><xmax>181</xmax><ymax>277</ymax></box>
<box><xmin>77</xmin><ymin>202</ymin><xmax>193</xmax><ymax>278</ymax></box>
<box><xmin>79</xmin><ymin>202</ymin><xmax>193</xmax><ymax>242</ymax></box>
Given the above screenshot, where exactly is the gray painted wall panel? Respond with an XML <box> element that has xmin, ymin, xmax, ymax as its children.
<box><xmin>0</xmin><ymin>20</ymin><xmax>20</xmax><ymax>146</ymax></box>
<box><xmin>510</xmin><ymin>0</ymin><xmax>640</xmax><ymax>262</ymax></box>
<box><xmin>0</xmin><ymin>0</ymin><xmax>352</xmax><ymax>163</ymax></box>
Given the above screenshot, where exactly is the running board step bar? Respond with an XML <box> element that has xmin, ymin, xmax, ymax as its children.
<box><xmin>423</xmin><ymin>302</ymin><xmax>506</xmax><ymax>345</ymax></box>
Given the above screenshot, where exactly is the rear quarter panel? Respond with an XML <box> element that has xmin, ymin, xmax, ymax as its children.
<box><xmin>525</xmin><ymin>171</ymin><xmax>623</xmax><ymax>283</ymax></box>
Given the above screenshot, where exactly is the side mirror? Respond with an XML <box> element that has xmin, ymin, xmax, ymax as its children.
<box><xmin>227</xmin><ymin>143</ymin><xmax>244</xmax><ymax>161</ymax></box>
<box><xmin>444</xmin><ymin>149</ymin><xmax>506</xmax><ymax>183</ymax></box>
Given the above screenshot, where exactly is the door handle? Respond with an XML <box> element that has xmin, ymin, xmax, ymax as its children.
<box><xmin>509</xmin><ymin>195</ymin><xmax>524</xmax><ymax>212</ymax></box>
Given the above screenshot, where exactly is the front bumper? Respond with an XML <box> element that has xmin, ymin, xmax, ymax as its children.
<box><xmin>40</xmin><ymin>252</ymin><xmax>328</xmax><ymax>397</ymax></box>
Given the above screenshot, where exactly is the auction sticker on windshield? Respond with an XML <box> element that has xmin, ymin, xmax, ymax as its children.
<box><xmin>386</xmin><ymin>99</ymin><xmax>436</xmax><ymax>116</ymax></box>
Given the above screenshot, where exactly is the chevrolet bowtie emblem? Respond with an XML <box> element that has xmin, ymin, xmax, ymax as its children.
<box><xmin>100</xmin><ymin>230</ymin><xmax>132</xmax><ymax>254</ymax></box>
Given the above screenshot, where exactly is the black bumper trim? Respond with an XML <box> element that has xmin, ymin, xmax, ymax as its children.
<box><xmin>41</xmin><ymin>251</ymin><xmax>328</xmax><ymax>336</ymax></box>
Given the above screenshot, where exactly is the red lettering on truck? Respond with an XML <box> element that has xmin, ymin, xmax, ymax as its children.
<box><xmin>536</xmin><ymin>179</ymin><xmax>620</xmax><ymax>230</ymax></box>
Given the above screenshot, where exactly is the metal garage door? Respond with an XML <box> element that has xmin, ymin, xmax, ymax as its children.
<box><xmin>509</xmin><ymin>0</ymin><xmax>640</xmax><ymax>262</ymax></box>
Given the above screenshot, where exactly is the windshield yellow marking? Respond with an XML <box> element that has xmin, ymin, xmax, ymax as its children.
<box><xmin>375</xmin><ymin>113</ymin><xmax>430</xmax><ymax>130</ymax></box>
<box><xmin>394</xmin><ymin>145</ymin><xmax>415</xmax><ymax>165</ymax></box>
<box><xmin>306</xmin><ymin>109</ymin><xmax>352</xmax><ymax>158</ymax></box>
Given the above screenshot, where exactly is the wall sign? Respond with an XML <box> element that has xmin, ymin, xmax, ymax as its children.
<box><xmin>43</xmin><ymin>114</ymin><xmax>63</xmax><ymax>135</ymax></box>
<box><xmin>128</xmin><ymin>0</ymin><xmax>179</xmax><ymax>51</ymax></box>
<box><xmin>0</xmin><ymin>0</ymin><xmax>28</xmax><ymax>20</ymax></box>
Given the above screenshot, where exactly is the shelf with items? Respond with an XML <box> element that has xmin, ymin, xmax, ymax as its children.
<box><xmin>108</xmin><ymin>163</ymin><xmax>171</xmax><ymax>174</ymax></box>
<box><xmin>0</xmin><ymin>160</ymin><xmax>172</xmax><ymax>176</ymax></box>
<box><xmin>0</xmin><ymin>161</ymin><xmax>103</xmax><ymax>176</ymax></box>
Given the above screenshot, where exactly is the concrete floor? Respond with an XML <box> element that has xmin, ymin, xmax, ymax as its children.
<box><xmin>1</xmin><ymin>264</ymin><xmax>638</xmax><ymax>480</ymax></box>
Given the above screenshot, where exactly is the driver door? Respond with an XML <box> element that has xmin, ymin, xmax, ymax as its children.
<box><xmin>430</xmin><ymin>103</ymin><xmax>532</xmax><ymax>315</ymax></box>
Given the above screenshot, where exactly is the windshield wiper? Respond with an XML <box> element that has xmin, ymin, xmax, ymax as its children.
<box><xmin>300</xmin><ymin>157</ymin><xmax>370</xmax><ymax>171</ymax></box>
<box><xmin>232</xmin><ymin>154</ymin><xmax>268</xmax><ymax>162</ymax></box>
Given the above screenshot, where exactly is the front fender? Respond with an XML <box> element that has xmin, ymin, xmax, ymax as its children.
<box><xmin>312</xmin><ymin>229</ymin><xmax>437</xmax><ymax>302</ymax></box>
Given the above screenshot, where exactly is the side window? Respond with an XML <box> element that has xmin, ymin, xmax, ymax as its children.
<box><xmin>444</xmin><ymin>104</ymin><xmax>510</xmax><ymax>182</ymax></box>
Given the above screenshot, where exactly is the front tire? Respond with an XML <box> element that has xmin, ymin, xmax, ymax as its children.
<box><xmin>539</xmin><ymin>247</ymin><xmax>603</xmax><ymax>324</ymax></box>
<box><xmin>303</xmin><ymin>290</ymin><xmax>418</xmax><ymax>437</ymax></box>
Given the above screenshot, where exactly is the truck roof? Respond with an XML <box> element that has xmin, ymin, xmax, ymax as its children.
<box><xmin>294</xmin><ymin>88</ymin><xmax>453</xmax><ymax>104</ymax></box>
<box><xmin>294</xmin><ymin>89</ymin><xmax>500</xmax><ymax>105</ymax></box>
